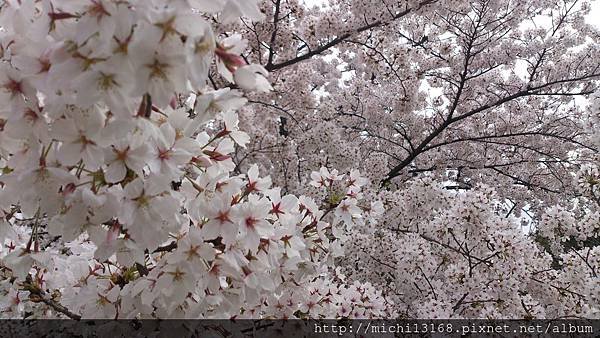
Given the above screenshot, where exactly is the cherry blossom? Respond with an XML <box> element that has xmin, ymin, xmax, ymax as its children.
<box><xmin>1</xmin><ymin>0</ymin><xmax>600</xmax><ymax>322</ymax></box>
<box><xmin>0</xmin><ymin>0</ymin><xmax>388</xmax><ymax>320</ymax></box>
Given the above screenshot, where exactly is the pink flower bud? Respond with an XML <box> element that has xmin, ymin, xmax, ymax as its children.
<box><xmin>215</xmin><ymin>46</ymin><xmax>246</xmax><ymax>73</ymax></box>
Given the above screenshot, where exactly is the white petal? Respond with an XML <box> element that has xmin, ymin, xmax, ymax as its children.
<box><xmin>105</xmin><ymin>161</ymin><xmax>127</xmax><ymax>183</ymax></box>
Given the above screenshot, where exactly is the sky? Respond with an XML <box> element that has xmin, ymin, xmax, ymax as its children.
<box><xmin>589</xmin><ymin>2</ymin><xmax>600</xmax><ymax>25</ymax></box>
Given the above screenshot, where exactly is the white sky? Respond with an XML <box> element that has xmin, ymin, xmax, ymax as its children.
<box><xmin>589</xmin><ymin>2</ymin><xmax>600</xmax><ymax>25</ymax></box>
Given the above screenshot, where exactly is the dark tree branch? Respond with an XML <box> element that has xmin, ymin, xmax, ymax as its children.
<box><xmin>382</xmin><ymin>71</ymin><xmax>600</xmax><ymax>185</ymax></box>
<box><xmin>265</xmin><ymin>0</ymin><xmax>438</xmax><ymax>71</ymax></box>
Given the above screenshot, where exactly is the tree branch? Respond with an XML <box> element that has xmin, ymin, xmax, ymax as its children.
<box><xmin>265</xmin><ymin>0</ymin><xmax>438</xmax><ymax>71</ymax></box>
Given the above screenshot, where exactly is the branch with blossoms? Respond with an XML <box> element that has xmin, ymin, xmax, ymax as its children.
<box><xmin>240</xmin><ymin>0</ymin><xmax>600</xmax><ymax>214</ymax></box>
<box><xmin>261</xmin><ymin>0</ymin><xmax>439</xmax><ymax>71</ymax></box>
<box><xmin>21</xmin><ymin>275</ymin><xmax>82</xmax><ymax>320</ymax></box>
<box><xmin>0</xmin><ymin>0</ymin><xmax>394</xmax><ymax>319</ymax></box>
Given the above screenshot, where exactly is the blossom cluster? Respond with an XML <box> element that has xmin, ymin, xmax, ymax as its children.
<box><xmin>2</xmin><ymin>0</ymin><xmax>599</xmax><ymax>321</ymax></box>
<box><xmin>224</xmin><ymin>0</ymin><xmax>600</xmax><ymax>319</ymax></box>
<box><xmin>0</xmin><ymin>0</ymin><xmax>391</xmax><ymax>319</ymax></box>
<box><xmin>340</xmin><ymin>179</ymin><xmax>600</xmax><ymax>318</ymax></box>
